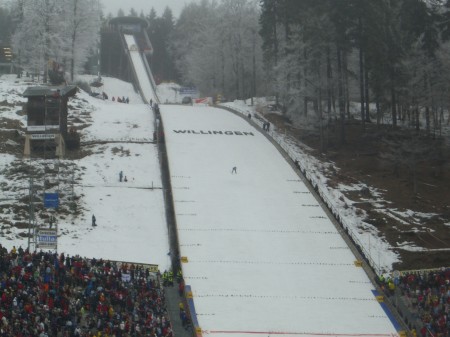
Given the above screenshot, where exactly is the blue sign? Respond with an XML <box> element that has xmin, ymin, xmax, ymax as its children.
<box><xmin>39</xmin><ymin>235</ymin><xmax>57</xmax><ymax>243</ymax></box>
<box><xmin>179</xmin><ymin>87</ymin><xmax>198</xmax><ymax>95</ymax></box>
<box><xmin>44</xmin><ymin>193</ymin><xmax>59</xmax><ymax>208</ymax></box>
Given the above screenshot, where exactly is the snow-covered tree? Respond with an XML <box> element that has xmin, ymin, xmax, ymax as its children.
<box><xmin>11</xmin><ymin>0</ymin><xmax>64</xmax><ymax>82</ymax></box>
<box><xmin>61</xmin><ymin>0</ymin><xmax>101</xmax><ymax>81</ymax></box>
<box><xmin>11</xmin><ymin>0</ymin><xmax>100</xmax><ymax>83</ymax></box>
<box><xmin>171</xmin><ymin>0</ymin><xmax>264</xmax><ymax>100</ymax></box>
<box><xmin>170</xmin><ymin>1</ymin><xmax>219</xmax><ymax>87</ymax></box>
<box><xmin>219</xmin><ymin>0</ymin><xmax>262</xmax><ymax>99</ymax></box>
<box><xmin>147</xmin><ymin>7</ymin><xmax>177</xmax><ymax>82</ymax></box>
<box><xmin>0</xmin><ymin>5</ymin><xmax>13</xmax><ymax>44</ymax></box>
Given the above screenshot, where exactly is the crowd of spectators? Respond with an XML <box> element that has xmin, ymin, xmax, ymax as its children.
<box><xmin>396</xmin><ymin>268</ymin><xmax>449</xmax><ymax>337</ymax></box>
<box><xmin>0</xmin><ymin>244</ymin><xmax>172</xmax><ymax>337</ymax></box>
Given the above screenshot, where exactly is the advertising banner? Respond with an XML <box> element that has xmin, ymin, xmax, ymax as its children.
<box><xmin>31</xmin><ymin>134</ymin><xmax>56</xmax><ymax>140</ymax></box>
<box><xmin>179</xmin><ymin>87</ymin><xmax>198</xmax><ymax>96</ymax></box>
<box><xmin>37</xmin><ymin>229</ymin><xmax>57</xmax><ymax>249</ymax></box>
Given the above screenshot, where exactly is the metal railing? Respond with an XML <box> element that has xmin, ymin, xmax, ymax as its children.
<box><xmin>142</xmin><ymin>55</ymin><xmax>160</xmax><ymax>103</ymax></box>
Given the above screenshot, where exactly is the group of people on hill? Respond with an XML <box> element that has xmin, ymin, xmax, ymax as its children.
<box><xmin>262</xmin><ymin>121</ymin><xmax>271</xmax><ymax>131</ymax></box>
<box><xmin>99</xmin><ymin>92</ymin><xmax>129</xmax><ymax>104</ymax></box>
<box><xmin>111</xmin><ymin>96</ymin><xmax>129</xmax><ymax>104</ymax></box>
<box><xmin>0</xmin><ymin>244</ymin><xmax>173</xmax><ymax>337</ymax></box>
<box><xmin>119</xmin><ymin>171</ymin><xmax>128</xmax><ymax>183</ymax></box>
<box><xmin>397</xmin><ymin>269</ymin><xmax>450</xmax><ymax>337</ymax></box>
<box><xmin>149</xmin><ymin>100</ymin><xmax>159</xmax><ymax>115</ymax></box>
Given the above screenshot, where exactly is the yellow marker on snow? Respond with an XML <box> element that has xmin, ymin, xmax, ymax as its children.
<box><xmin>354</xmin><ymin>260</ymin><xmax>363</xmax><ymax>267</ymax></box>
<box><xmin>376</xmin><ymin>295</ymin><xmax>384</xmax><ymax>302</ymax></box>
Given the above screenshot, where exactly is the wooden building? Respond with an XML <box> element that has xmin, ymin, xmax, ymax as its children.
<box><xmin>22</xmin><ymin>85</ymin><xmax>78</xmax><ymax>158</ymax></box>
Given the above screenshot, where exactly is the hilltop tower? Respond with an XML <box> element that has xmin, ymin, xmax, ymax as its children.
<box><xmin>23</xmin><ymin>86</ymin><xmax>78</xmax><ymax>158</ymax></box>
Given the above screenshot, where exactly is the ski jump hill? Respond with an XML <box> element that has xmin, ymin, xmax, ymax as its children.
<box><xmin>159</xmin><ymin>106</ymin><xmax>401</xmax><ymax>337</ymax></box>
<box><xmin>119</xmin><ymin>20</ymin><xmax>402</xmax><ymax>337</ymax></box>
<box><xmin>101</xmin><ymin>16</ymin><xmax>159</xmax><ymax>104</ymax></box>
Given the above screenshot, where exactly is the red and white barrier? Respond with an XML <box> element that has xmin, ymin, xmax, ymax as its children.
<box><xmin>194</xmin><ymin>97</ymin><xmax>212</xmax><ymax>106</ymax></box>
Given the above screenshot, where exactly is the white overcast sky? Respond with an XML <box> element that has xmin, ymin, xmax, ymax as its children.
<box><xmin>101</xmin><ymin>0</ymin><xmax>190</xmax><ymax>18</ymax></box>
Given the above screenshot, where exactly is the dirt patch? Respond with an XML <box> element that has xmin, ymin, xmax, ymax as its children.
<box><xmin>267</xmin><ymin>114</ymin><xmax>450</xmax><ymax>271</ymax></box>
<box><xmin>0</xmin><ymin>100</ymin><xmax>20</xmax><ymax>108</ymax></box>
<box><xmin>0</xmin><ymin>129</ymin><xmax>24</xmax><ymax>156</ymax></box>
<box><xmin>111</xmin><ymin>146</ymin><xmax>131</xmax><ymax>157</ymax></box>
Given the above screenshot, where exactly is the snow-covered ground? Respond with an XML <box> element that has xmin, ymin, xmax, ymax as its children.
<box><xmin>0</xmin><ymin>72</ymin><xmax>401</xmax><ymax>336</ymax></box>
<box><xmin>0</xmin><ymin>73</ymin><xmax>170</xmax><ymax>269</ymax></box>
<box><xmin>158</xmin><ymin>82</ymin><xmax>182</xmax><ymax>104</ymax></box>
<box><xmin>228</xmin><ymin>100</ymin><xmax>450</xmax><ymax>263</ymax></box>
<box><xmin>221</xmin><ymin>100</ymin><xmax>402</xmax><ymax>275</ymax></box>
<box><xmin>161</xmin><ymin>104</ymin><xmax>399</xmax><ymax>337</ymax></box>
<box><xmin>1</xmin><ymin>72</ymin><xmax>441</xmax><ymax>274</ymax></box>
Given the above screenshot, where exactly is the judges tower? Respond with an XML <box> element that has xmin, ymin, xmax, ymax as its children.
<box><xmin>23</xmin><ymin>86</ymin><xmax>78</xmax><ymax>158</ymax></box>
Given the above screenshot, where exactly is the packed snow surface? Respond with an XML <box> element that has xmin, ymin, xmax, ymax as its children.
<box><xmin>124</xmin><ymin>34</ymin><xmax>157</xmax><ymax>104</ymax></box>
<box><xmin>161</xmin><ymin>105</ymin><xmax>399</xmax><ymax>337</ymax></box>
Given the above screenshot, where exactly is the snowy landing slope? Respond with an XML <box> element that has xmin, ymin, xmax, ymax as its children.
<box><xmin>161</xmin><ymin>105</ymin><xmax>399</xmax><ymax>337</ymax></box>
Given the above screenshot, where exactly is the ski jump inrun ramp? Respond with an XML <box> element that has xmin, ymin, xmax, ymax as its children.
<box><xmin>123</xmin><ymin>33</ymin><xmax>159</xmax><ymax>104</ymax></box>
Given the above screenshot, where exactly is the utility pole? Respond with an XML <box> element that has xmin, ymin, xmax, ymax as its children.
<box><xmin>27</xmin><ymin>176</ymin><xmax>37</xmax><ymax>251</ymax></box>
<box><xmin>71</xmin><ymin>169</ymin><xmax>76</xmax><ymax>211</ymax></box>
<box><xmin>252</xmin><ymin>29</ymin><xmax>257</xmax><ymax>106</ymax></box>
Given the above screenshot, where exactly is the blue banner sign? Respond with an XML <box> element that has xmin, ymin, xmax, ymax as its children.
<box><xmin>44</xmin><ymin>193</ymin><xmax>59</xmax><ymax>208</ymax></box>
<box><xmin>179</xmin><ymin>87</ymin><xmax>198</xmax><ymax>95</ymax></box>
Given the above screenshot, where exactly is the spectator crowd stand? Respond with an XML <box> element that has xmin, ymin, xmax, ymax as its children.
<box><xmin>0</xmin><ymin>244</ymin><xmax>172</xmax><ymax>337</ymax></box>
<box><xmin>390</xmin><ymin>268</ymin><xmax>449</xmax><ymax>337</ymax></box>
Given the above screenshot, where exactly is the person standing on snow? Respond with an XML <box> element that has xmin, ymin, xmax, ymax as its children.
<box><xmin>231</xmin><ymin>167</ymin><xmax>237</xmax><ymax>174</ymax></box>
<box><xmin>92</xmin><ymin>215</ymin><xmax>96</xmax><ymax>227</ymax></box>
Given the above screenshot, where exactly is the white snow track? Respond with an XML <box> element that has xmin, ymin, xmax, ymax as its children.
<box><xmin>124</xmin><ymin>34</ymin><xmax>158</xmax><ymax>104</ymax></box>
<box><xmin>161</xmin><ymin>105</ymin><xmax>400</xmax><ymax>337</ymax></box>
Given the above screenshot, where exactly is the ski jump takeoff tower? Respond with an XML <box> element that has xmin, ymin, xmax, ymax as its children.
<box><xmin>100</xmin><ymin>16</ymin><xmax>153</xmax><ymax>86</ymax></box>
<box><xmin>23</xmin><ymin>86</ymin><xmax>78</xmax><ymax>158</ymax></box>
